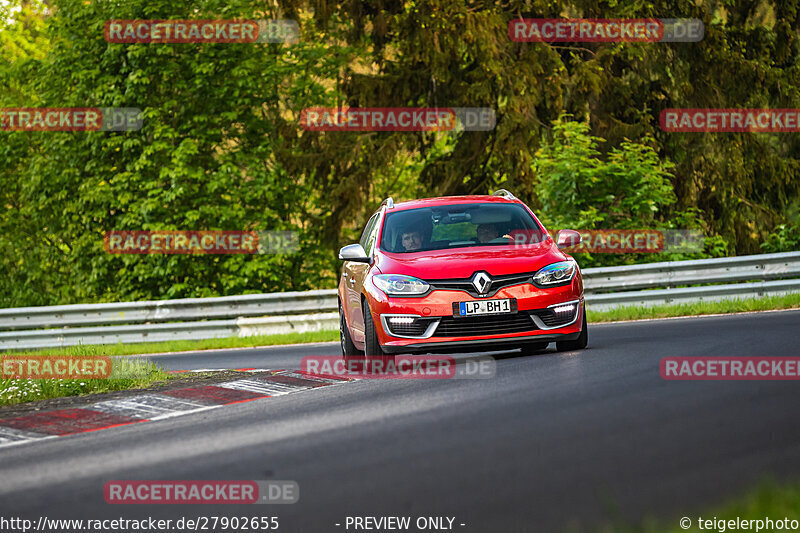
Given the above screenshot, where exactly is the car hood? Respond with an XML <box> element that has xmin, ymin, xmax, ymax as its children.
<box><xmin>376</xmin><ymin>241</ymin><xmax>569</xmax><ymax>279</ymax></box>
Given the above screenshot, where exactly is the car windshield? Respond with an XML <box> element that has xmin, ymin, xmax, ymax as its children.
<box><xmin>379</xmin><ymin>203</ymin><xmax>546</xmax><ymax>253</ymax></box>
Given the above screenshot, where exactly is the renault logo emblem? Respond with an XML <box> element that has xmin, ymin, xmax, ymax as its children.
<box><xmin>471</xmin><ymin>272</ymin><xmax>492</xmax><ymax>294</ymax></box>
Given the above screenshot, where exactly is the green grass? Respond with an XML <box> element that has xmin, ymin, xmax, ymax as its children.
<box><xmin>0</xmin><ymin>331</ymin><xmax>339</xmax><ymax>406</ymax></box>
<box><xmin>0</xmin><ymin>348</ymin><xmax>173</xmax><ymax>406</ymax></box>
<box><xmin>589</xmin><ymin>479</ymin><xmax>800</xmax><ymax>533</ymax></box>
<box><xmin>588</xmin><ymin>292</ymin><xmax>800</xmax><ymax>323</ymax></box>
<box><xmin>7</xmin><ymin>329</ymin><xmax>340</xmax><ymax>358</ymax></box>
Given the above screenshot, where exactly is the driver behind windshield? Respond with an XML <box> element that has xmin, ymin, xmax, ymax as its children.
<box><xmin>400</xmin><ymin>228</ymin><xmax>423</xmax><ymax>251</ymax></box>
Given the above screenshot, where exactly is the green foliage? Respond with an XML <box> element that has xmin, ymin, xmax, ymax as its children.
<box><xmin>1</xmin><ymin>0</ymin><xmax>360</xmax><ymax>306</ymax></box>
<box><xmin>531</xmin><ymin>115</ymin><xmax>728</xmax><ymax>266</ymax></box>
<box><xmin>760</xmin><ymin>201</ymin><xmax>800</xmax><ymax>252</ymax></box>
<box><xmin>0</xmin><ymin>0</ymin><xmax>798</xmax><ymax>307</ymax></box>
<box><xmin>761</xmin><ymin>223</ymin><xmax>800</xmax><ymax>253</ymax></box>
<box><xmin>532</xmin><ymin>114</ymin><xmax>676</xmax><ymax>230</ymax></box>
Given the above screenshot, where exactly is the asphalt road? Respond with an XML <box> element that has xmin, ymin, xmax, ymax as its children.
<box><xmin>1</xmin><ymin>310</ymin><xmax>800</xmax><ymax>533</ymax></box>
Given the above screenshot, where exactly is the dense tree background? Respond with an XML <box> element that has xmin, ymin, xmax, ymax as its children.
<box><xmin>1</xmin><ymin>0</ymin><xmax>799</xmax><ymax>307</ymax></box>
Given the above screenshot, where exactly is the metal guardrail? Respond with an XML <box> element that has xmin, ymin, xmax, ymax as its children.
<box><xmin>585</xmin><ymin>279</ymin><xmax>800</xmax><ymax>311</ymax></box>
<box><xmin>583</xmin><ymin>251</ymin><xmax>800</xmax><ymax>292</ymax></box>
<box><xmin>1</xmin><ymin>251</ymin><xmax>798</xmax><ymax>350</ymax></box>
<box><xmin>0</xmin><ymin>313</ymin><xmax>339</xmax><ymax>351</ymax></box>
<box><xmin>0</xmin><ymin>290</ymin><xmax>336</xmax><ymax>331</ymax></box>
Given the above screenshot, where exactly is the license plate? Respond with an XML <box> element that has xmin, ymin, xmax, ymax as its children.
<box><xmin>455</xmin><ymin>298</ymin><xmax>514</xmax><ymax>317</ymax></box>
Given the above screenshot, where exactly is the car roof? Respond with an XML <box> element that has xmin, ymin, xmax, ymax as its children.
<box><xmin>388</xmin><ymin>195</ymin><xmax>520</xmax><ymax>212</ymax></box>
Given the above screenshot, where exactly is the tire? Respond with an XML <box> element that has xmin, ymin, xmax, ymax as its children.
<box><xmin>363</xmin><ymin>300</ymin><xmax>386</xmax><ymax>356</ymax></box>
<box><xmin>519</xmin><ymin>342</ymin><xmax>549</xmax><ymax>356</ymax></box>
<box><xmin>339</xmin><ymin>303</ymin><xmax>361</xmax><ymax>357</ymax></box>
<box><xmin>556</xmin><ymin>307</ymin><xmax>588</xmax><ymax>352</ymax></box>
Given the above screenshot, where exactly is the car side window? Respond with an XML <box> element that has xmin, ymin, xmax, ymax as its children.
<box><xmin>359</xmin><ymin>213</ymin><xmax>379</xmax><ymax>251</ymax></box>
<box><xmin>364</xmin><ymin>213</ymin><xmax>382</xmax><ymax>255</ymax></box>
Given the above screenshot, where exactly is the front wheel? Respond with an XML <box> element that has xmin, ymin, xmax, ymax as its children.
<box><xmin>363</xmin><ymin>301</ymin><xmax>386</xmax><ymax>356</ymax></box>
<box><xmin>555</xmin><ymin>308</ymin><xmax>588</xmax><ymax>352</ymax></box>
<box><xmin>340</xmin><ymin>303</ymin><xmax>362</xmax><ymax>357</ymax></box>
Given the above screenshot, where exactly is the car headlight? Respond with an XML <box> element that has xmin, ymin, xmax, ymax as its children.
<box><xmin>373</xmin><ymin>274</ymin><xmax>430</xmax><ymax>296</ymax></box>
<box><xmin>532</xmin><ymin>260</ymin><xmax>577</xmax><ymax>286</ymax></box>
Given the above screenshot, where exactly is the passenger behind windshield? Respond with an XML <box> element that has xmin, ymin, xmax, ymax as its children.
<box><xmin>476</xmin><ymin>223</ymin><xmax>499</xmax><ymax>243</ymax></box>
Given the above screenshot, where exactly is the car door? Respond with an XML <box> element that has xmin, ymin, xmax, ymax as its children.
<box><xmin>343</xmin><ymin>211</ymin><xmax>380</xmax><ymax>343</ymax></box>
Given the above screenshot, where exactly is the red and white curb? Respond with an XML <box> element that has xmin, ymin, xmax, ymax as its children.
<box><xmin>0</xmin><ymin>370</ymin><xmax>352</xmax><ymax>449</ymax></box>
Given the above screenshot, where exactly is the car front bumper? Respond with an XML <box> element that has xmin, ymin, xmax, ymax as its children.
<box><xmin>365</xmin><ymin>276</ymin><xmax>584</xmax><ymax>353</ymax></box>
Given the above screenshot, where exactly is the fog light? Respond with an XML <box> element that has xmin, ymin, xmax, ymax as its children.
<box><xmin>551</xmin><ymin>304</ymin><xmax>576</xmax><ymax>314</ymax></box>
<box><xmin>389</xmin><ymin>317</ymin><xmax>415</xmax><ymax>324</ymax></box>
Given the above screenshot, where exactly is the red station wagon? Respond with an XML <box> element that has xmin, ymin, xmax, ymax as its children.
<box><xmin>338</xmin><ymin>190</ymin><xmax>588</xmax><ymax>356</ymax></box>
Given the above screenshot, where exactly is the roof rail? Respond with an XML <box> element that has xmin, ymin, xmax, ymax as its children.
<box><xmin>492</xmin><ymin>189</ymin><xmax>516</xmax><ymax>200</ymax></box>
<box><xmin>381</xmin><ymin>197</ymin><xmax>394</xmax><ymax>208</ymax></box>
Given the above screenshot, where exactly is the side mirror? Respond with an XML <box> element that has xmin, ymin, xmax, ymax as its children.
<box><xmin>556</xmin><ymin>230</ymin><xmax>582</xmax><ymax>249</ymax></box>
<box><xmin>338</xmin><ymin>243</ymin><xmax>371</xmax><ymax>263</ymax></box>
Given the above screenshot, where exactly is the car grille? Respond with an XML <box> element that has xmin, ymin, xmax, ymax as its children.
<box><xmin>427</xmin><ymin>272</ymin><xmax>534</xmax><ymax>298</ymax></box>
<box><xmin>433</xmin><ymin>312</ymin><xmax>538</xmax><ymax>337</ymax></box>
